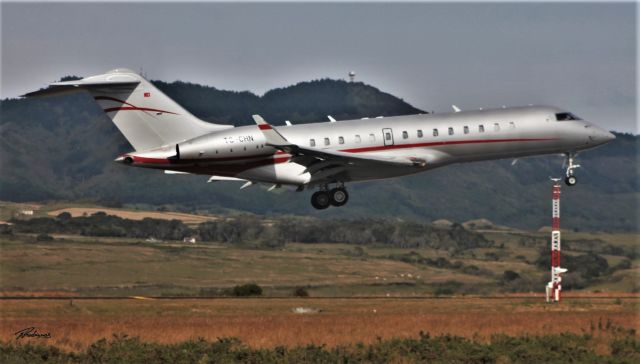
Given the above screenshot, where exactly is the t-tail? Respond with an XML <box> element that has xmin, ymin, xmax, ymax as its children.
<box><xmin>24</xmin><ymin>68</ymin><xmax>232</xmax><ymax>151</ymax></box>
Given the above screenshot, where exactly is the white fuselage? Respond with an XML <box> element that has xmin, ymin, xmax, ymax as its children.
<box><xmin>128</xmin><ymin>105</ymin><xmax>613</xmax><ymax>186</ymax></box>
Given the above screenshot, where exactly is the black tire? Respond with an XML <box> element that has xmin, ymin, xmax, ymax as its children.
<box><xmin>565</xmin><ymin>175</ymin><xmax>577</xmax><ymax>186</ymax></box>
<box><xmin>329</xmin><ymin>188</ymin><xmax>349</xmax><ymax>207</ymax></box>
<box><xmin>311</xmin><ymin>191</ymin><xmax>331</xmax><ymax>210</ymax></box>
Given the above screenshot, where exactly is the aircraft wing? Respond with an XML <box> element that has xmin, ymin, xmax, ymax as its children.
<box><xmin>252</xmin><ymin>115</ymin><xmax>427</xmax><ymax>170</ymax></box>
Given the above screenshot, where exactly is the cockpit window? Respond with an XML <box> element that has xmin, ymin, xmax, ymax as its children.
<box><xmin>555</xmin><ymin>112</ymin><xmax>582</xmax><ymax>121</ymax></box>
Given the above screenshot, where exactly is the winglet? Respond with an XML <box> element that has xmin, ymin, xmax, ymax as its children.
<box><xmin>452</xmin><ymin>105</ymin><xmax>461</xmax><ymax>112</ymax></box>
<box><xmin>252</xmin><ymin>114</ymin><xmax>291</xmax><ymax>147</ymax></box>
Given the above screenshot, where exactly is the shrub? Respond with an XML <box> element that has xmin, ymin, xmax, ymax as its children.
<box><xmin>293</xmin><ymin>287</ymin><xmax>309</xmax><ymax>297</ymax></box>
<box><xmin>0</xmin><ymin>224</ymin><xmax>12</xmax><ymax>235</ymax></box>
<box><xmin>433</xmin><ymin>280</ymin><xmax>463</xmax><ymax>296</ymax></box>
<box><xmin>36</xmin><ymin>233</ymin><xmax>54</xmax><ymax>241</ymax></box>
<box><xmin>614</xmin><ymin>259</ymin><xmax>632</xmax><ymax>270</ymax></box>
<box><xmin>484</xmin><ymin>252</ymin><xmax>499</xmax><ymax>261</ymax></box>
<box><xmin>56</xmin><ymin>212</ymin><xmax>72</xmax><ymax>221</ymax></box>
<box><xmin>502</xmin><ymin>270</ymin><xmax>521</xmax><ymax>282</ymax></box>
<box><xmin>232</xmin><ymin>283</ymin><xmax>262</xmax><ymax>297</ymax></box>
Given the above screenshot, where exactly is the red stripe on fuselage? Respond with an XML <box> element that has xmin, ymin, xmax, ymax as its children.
<box><xmin>132</xmin><ymin>156</ymin><xmax>170</xmax><ymax>164</ymax></box>
<box><xmin>341</xmin><ymin>138</ymin><xmax>556</xmax><ymax>154</ymax></box>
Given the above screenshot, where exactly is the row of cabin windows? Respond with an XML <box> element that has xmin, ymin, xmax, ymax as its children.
<box><xmin>404</xmin><ymin>122</ymin><xmax>515</xmax><ymax>138</ymax></box>
<box><xmin>309</xmin><ymin>122</ymin><xmax>516</xmax><ymax>146</ymax></box>
<box><xmin>310</xmin><ymin>133</ymin><xmax>376</xmax><ymax>147</ymax></box>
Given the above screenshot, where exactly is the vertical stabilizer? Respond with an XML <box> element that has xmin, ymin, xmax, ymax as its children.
<box><xmin>25</xmin><ymin>68</ymin><xmax>233</xmax><ymax>151</ymax></box>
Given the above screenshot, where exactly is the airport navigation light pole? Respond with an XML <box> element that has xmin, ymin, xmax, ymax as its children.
<box><xmin>546</xmin><ymin>179</ymin><xmax>568</xmax><ymax>303</ymax></box>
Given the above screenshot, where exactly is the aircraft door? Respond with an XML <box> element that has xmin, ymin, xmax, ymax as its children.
<box><xmin>382</xmin><ymin>128</ymin><xmax>394</xmax><ymax>146</ymax></box>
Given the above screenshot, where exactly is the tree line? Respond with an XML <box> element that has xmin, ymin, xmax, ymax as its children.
<box><xmin>8</xmin><ymin>212</ymin><xmax>491</xmax><ymax>250</ymax></box>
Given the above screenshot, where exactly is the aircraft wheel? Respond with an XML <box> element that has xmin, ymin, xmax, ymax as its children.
<box><xmin>329</xmin><ymin>188</ymin><xmax>349</xmax><ymax>207</ymax></box>
<box><xmin>565</xmin><ymin>175</ymin><xmax>577</xmax><ymax>186</ymax></box>
<box><xmin>311</xmin><ymin>191</ymin><xmax>331</xmax><ymax>210</ymax></box>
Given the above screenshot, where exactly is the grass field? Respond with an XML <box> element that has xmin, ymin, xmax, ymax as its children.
<box><xmin>1</xmin><ymin>227</ymin><xmax>637</xmax><ymax>296</ymax></box>
<box><xmin>46</xmin><ymin>207</ymin><xmax>220</xmax><ymax>225</ymax></box>
<box><xmin>0</xmin><ymin>201</ymin><xmax>222</xmax><ymax>226</ymax></box>
<box><xmin>0</xmin><ymin>236</ymin><xmax>491</xmax><ymax>296</ymax></box>
<box><xmin>1</xmin><ymin>297</ymin><xmax>638</xmax><ymax>353</ymax></box>
<box><xmin>0</xmin><ymin>204</ymin><xmax>638</xmax><ymax>360</ymax></box>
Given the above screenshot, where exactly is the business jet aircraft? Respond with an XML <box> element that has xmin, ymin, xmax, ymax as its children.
<box><xmin>26</xmin><ymin>69</ymin><xmax>615</xmax><ymax>209</ymax></box>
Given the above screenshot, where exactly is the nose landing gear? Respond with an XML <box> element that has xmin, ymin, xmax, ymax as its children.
<box><xmin>311</xmin><ymin>183</ymin><xmax>349</xmax><ymax>209</ymax></box>
<box><xmin>564</xmin><ymin>153</ymin><xmax>580</xmax><ymax>186</ymax></box>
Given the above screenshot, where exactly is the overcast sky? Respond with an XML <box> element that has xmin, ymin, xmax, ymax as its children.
<box><xmin>1</xmin><ymin>2</ymin><xmax>637</xmax><ymax>133</ymax></box>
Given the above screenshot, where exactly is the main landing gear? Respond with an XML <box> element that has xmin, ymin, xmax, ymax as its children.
<box><xmin>564</xmin><ymin>153</ymin><xmax>580</xmax><ymax>187</ymax></box>
<box><xmin>311</xmin><ymin>184</ymin><xmax>349</xmax><ymax>210</ymax></box>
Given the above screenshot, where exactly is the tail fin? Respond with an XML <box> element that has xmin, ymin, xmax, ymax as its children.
<box><xmin>25</xmin><ymin>68</ymin><xmax>232</xmax><ymax>151</ymax></box>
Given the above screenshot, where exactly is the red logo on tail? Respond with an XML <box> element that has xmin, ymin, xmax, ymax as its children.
<box><xmin>144</xmin><ymin>92</ymin><xmax>151</xmax><ymax>97</ymax></box>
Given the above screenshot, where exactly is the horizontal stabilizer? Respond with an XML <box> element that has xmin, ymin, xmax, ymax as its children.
<box><xmin>23</xmin><ymin>75</ymin><xmax>140</xmax><ymax>98</ymax></box>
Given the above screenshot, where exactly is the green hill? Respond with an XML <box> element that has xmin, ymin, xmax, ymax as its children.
<box><xmin>0</xmin><ymin>78</ymin><xmax>637</xmax><ymax>231</ymax></box>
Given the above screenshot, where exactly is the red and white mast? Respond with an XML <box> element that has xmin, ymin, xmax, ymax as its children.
<box><xmin>546</xmin><ymin>179</ymin><xmax>567</xmax><ymax>302</ymax></box>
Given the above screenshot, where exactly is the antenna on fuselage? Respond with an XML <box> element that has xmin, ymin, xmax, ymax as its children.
<box><xmin>327</xmin><ymin>115</ymin><xmax>336</xmax><ymax>123</ymax></box>
<box><xmin>452</xmin><ymin>105</ymin><xmax>461</xmax><ymax>112</ymax></box>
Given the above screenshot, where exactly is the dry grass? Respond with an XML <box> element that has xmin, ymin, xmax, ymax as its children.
<box><xmin>47</xmin><ymin>207</ymin><xmax>218</xmax><ymax>225</ymax></box>
<box><xmin>1</xmin><ymin>297</ymin><xmax>637</xmax><ymax>352</ymax></box>
<box><xmin>0</xmin><ymin>237</ymin><xmax>489</xmax><ymax>293</ymax></box>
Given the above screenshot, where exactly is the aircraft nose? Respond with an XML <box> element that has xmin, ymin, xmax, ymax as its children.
<box><xmin>590</xmin><ymin>127</ymin><xmax>615</xmax><ymax>145</ymax></box>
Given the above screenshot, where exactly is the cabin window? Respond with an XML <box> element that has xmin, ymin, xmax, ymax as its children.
<box><xmin>463</xmin><ymin>126</ymin><xmax>469</xmax><ymax>134</ymax></box>
<box><xmin>555</xmin><ymin>112</ymin><xmax>581</xmax><ymax>121</ymax></box>
<box><xmin>448</xmin><ymin>127</ymin><xmax>454</xmax><ymax>135</ymax></box>
<box><xmin>215</xmin><ymin>150</ymin><xmax>218</xmax><ymax>154</ymax></box>
<box><xmin>324</xmin><ymin>138</ymin><xmax>330</xmax><ymax>146</ymax></box>
<box><xmin>433</xmin><ymin>129</ymin><xmax>439</xmax><ymax>137</ymax></box>
<box><xmin>417</xmin><ymin>130</ymin><xmax>423</xmax><ymax>138</ymax></box>
<box><xmin>355</xmin><ymin>135</ymin><xmax>361</xmax><ymax>143</ymax></box>
<box><xmin>339</xmin><ymin>136</ymin><xmax>345</xmax><ymax>144</ymax></box>
<box><xmin>310</xmin><ymin>139</ymin><xmax>316</xmax><ymax>147</ymax></box>
<box><xmin>385</xmin><ymin>132</ymin><xmax>392</xmax><ymax>141</ymax></box>
<box><xmin>230</xmin><ymin>148</ymin><xmax>233</xmax><ymax>152</ymax></box>
<box><xmin>509</xmin><ymin>122</ymin><xmax>515</xmax><ymax>129</ymax></box>
<box><xmin>402</xmin><ymin>131</ymin><xmax>408</xmax><ymax>139</ymax></box>
<box><xmin>494</xmin><ymin>123</ymin><xmax>500</xmax><ymax>132</ymax></box>
<box><xmin>369</xmin><ymin>133</ymin><xmax>376</xmax><ymax>142</ymax></box>
<box><xmin>479</xmin><ymin>125</ymin><xmax>485</xmax><ymax>133</ymax></box>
